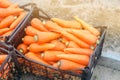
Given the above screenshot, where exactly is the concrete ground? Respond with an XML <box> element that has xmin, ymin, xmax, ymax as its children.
<box><xmin>10</xmin><ymin>0</ymin><xmax>120</xmax><ymax>80</ymax></box>
<box><xmin>91</xmin><ymin>65</ymin><xmax>120</xmax><ymax>80</ymax></box>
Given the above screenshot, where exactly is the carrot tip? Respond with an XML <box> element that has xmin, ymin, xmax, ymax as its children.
<box><xmin>65</xmin><ymin>42</ymin><xmax>69</xmax><ymax>47</ymax></box>
<box><xmin>14</xmin><ymin>16</ymin><xmax>17</xmax><ymax>19</ymax></box>
<box><xmin>34</xmin><ymin>35</ymin><xmax>38</xmax><ymax>42</ymax></box>
<box><xmin>24</xmin><ymin>28</ymin><xmax>26</xmax><ymax>31</ymax></box>
<box><xmin>58</xmin><ymin>38</ymin><xmax>62</xmax><ymax>42</ymax></box>
<box><xmin>73</xmin><ymin>16</ymin><xmax>78</xmax><ymax>20</ymax></box>
<box><xmin>42</xmin><ymin>20</ymin><xmax>46</xmax><ymax>24</ymax></box>
<box><xmin>90</xmin><ymin>46</ymin><xmax>95</xmax><ymax>50</ymax></box>
<box><xmin>41</xmin><ymin>53</ymin><xmax>44</xmax><ymax>58</ymax></box>
<box><xmin>57</xmin><ymin>61</ymin><xmax>61</xmax><ymax>68</ymax></box>
<box><xmin>19</xmin><ymin>49</ymin><xmax>23</xmax><ymax>53</ymax></box>
<box><xmin>96</xmin><ymin>40</ymin><xmax>100</xmax><ymax>44</ymax></box>
<box><xmin>22</xmin><ymin>38</ymin><xmax>24</xmax><ymax>41</ymax></box>
<box><xmin>98</xmin><ymin>36</ymin><xmax>100</xmax><ymax>39</ymax></box>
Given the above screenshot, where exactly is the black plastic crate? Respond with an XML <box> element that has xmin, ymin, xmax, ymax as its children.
<box><xmin>0</xmin><ymin>3</ymin><xmax>40</xmax><ymax>80</ymax></box>
<box><xmin>0</xmin><ymin>8</ymin><xmax>27</xmax><ymax>42</ymax></box>
<box><xmin>7</xmin><ymin>4</ymin><xmax>50</xmax><ymax>48</ymax></box>
<box><xmin>0</xmin><ymin>3</ymin><xmax>35</xmax><ymax>54</ymax></box>
<box><xmin>0</xmin><ymin>45</ymin><xmax>21</xmax><ymax>80</ymax></box>
<box><xmin>9</xmin><ymin>5</ymin><xmax>107</xmax><ymax>80</ymax></box>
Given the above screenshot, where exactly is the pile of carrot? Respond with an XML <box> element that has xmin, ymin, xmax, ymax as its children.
<box><xmin>0</xmin><ymin>54</ymin><xmax>9</xmax><ymax>78</ymax></box>
<box><xmin>0</xmin><ymin>0</ymin><xmax>26</xmax><ymax>40</ymax></box>
<box><xmin>17</xmin><ymin>17</ymin><xmax>100</xmax><ymax>73</ymax></box>
<box><xmin>0</xmin><ymin>54</ymin><xmax>7</xmax><ymax>65</ymax></box>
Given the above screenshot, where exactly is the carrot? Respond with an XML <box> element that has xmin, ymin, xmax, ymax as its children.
<box><xmin>64</xmin><ymin>48</ymin><xmax>93</xmax><ymax>56</ymax></box>
<box><xmin>57</xmin><ymin>54</ymin><xmax>89</xmax><ymax>66</ymax></box>
<box><xmin>66</xmin><ymin>41</ymin><xmax>80</xmax><ymax>48</ymax></box>
<box><xmin>0</xmin><ymin>15</ymin><xmax>16</xmax><ymax>29</ymax></box>
<box><xmin>67</xmin><ymin>29</ymin><xmax>98</xmax><ymax>45</ymax></box>
<box><xmin>0</xmin><ymin>28</ymin><xmax>10</xmax><ymax>35</ymax></box>
<box><xmin>25</xmin><ymin>52</ymin><xmax>49</xmax><ymax>65</ymax></box>
<box><xmin>0</xmin><ymin>8</ymin><xmax>24</xmax><ymax>17</ymax></box>
<box><xmin>34</xmin><ymin>32</ymin><xmax>61</xmax><ymax>44</ymax></box>
<box><xmin>10</xmin><ymin>12</ymin><xmax>26</xmax><ymax>29</ymax></box>
<box><xmin>64</xmin><ymin>28</ymin><xmax>91</xmax><ymax>34</ymax></box>
<box><xmin>48</xmin><ymin>61</ymin><xmax>55</xmax><ymax>65</ymax></box>
<box><xmin>0</xmin><ymin>54</ymin><xmax>7</xmax><ymax>64</ymax></box>
<box><xmin>2</xmin><ymin>30</ymin><xmax>13</xmax><ymax>36</ymax></box>
<box><xmin>17</xmin><ymin>43</ymin><xmax>28</xmax><ymax>54</ymax></box>
<box><xmin>81</xmin><ymin>30</ymin><xmax>91</xmax><ymax>34</ymax></box>
<box><xmin>31</xmin><ymin>18</ymin><xmax>48</xmax><ymax>31</ymax></box>
<box><xmin>7</xmin><ymin>3</ymin><xmax>18</xmax><ymax>9</ymax></box>
<box><xmin>58</xmin><ymin>37</ymin><xmax>69</xmax><ymax>44</ymax></box>
<box><xmin>41</xmin><ymin>51</ymin><xmax>65</xmax><ymax>61</ymax></box>
<box><xmin>51</xmin><ymin>18</ymin><xmax>82</xmax><ymax>29</ymax></box>
<box><xmin>74</xmin><ymin>16</ymin><xmax>100</xmax><ymax>36</ymax></box>
<box><xmin>25</xmin><ymin>26</ymin><xmax>41</xmax><ymax>36</ymax></box>
<box><xmin>0</xmin><ymin>18</ymin><xmax>3</xmax><ymax>22</ymax></box>
<box><xmin>22</xmin><ymin>36</ymin><xmax>36</xmax><ymax>45</ymax></box>
<box><xmin>53</xmin><ymin>59</ymin><xmax>85</xmax><ymax>70</ymax></box>
<box><xmin>60</xmin><ymin>31</ymin><xmax>90</xmax><ymax>48</ymax></box>
<box><xmin>0</xmin><ymin>0</ymin><xmax>12</xmax><ymax>8</ymax></box>
<box><xmin>29</xmin><ymin>43</ymin><xmax>55</xmax><ymax>53</ymax></box>
<box><xmin>0</xmin><ymin>64</ymin><xmax>9</xmax><ymax>78</ymax></box>
<box><xmin>51</xmin><ymin>40</ymin><xmax>66</xmax><ymax>51</ymax></box>
<box><xmin>44</xmin><ymin>21</ymin><xmax>63</xmax><ymax>32</ymax></box>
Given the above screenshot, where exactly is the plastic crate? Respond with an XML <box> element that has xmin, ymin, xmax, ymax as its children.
<box><xmin>10</xmin><ymin>5</ymin><xmax>107</xmax><ymax>80</ymax></box>
<box><xmin>0</xmin><ymin>3</ymin><xmax>35</xmax><ymax>44</ymax></box>
<box><xmin>0</xmin><ymin>3</ymin><xmax>35</xmax><ymax>55</ymax></box>
<box><xmin>0</xmin><ymin>3</ymin><xmax>38</xmax><ymax>80</ymax></box>
<box><xmin>0</xmin><ymin>3</ymin><xmax>36</xmax><ymax>51</ymax></box>
<box><xmin>0</xmin><ymin>45</ymin><xmax>21</xmax><ymax>80</ymax></box>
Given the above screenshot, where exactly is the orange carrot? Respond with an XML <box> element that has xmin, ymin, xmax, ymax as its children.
<box><xmin>41</xmin><ymin>51</ymin><xmax>65</xmax><ymax>61</ymax></box>
<box><xmin>58</xmin><ymin>37</ymin><xmax>69</xmax><ymax>44</ymax></box>
<box><xmin>0</xmin><ymin>63</ymin><xmax>9</xmax><ymax>78</ymax></box>
<box><xmin>67</xmin><ymin>29</ymin><xmax>98</xmax><ymax>45</ymax></box>
<box><xmin>10</xmin><ymin>12</ymin><xmax>26</xmax><ymax>29</ymax></box>
<box><xmin>60</xmin><ymin>31</ymin><xmax>90</xmax><ymax>48</ymax></box>
<box><xmin>0</xmin><ymin>0</ymin><xmax>12</xmax><ymax>8</ymax></box>
<box><xmin>29</xmin><ymin>43</ymin><xmax>55</xmax><ymax>53</ymax></box>
<box><xmin>64</xmin><ymin>28</ymin><xmax>91</xmax><ymax>34</ymax></box>
<box><xmin>22</xmin><ymin>36</ymin><xmax>36</xmax><ymax>45</ymax></box>
<box><xmin>2</xmin><ymin>30</ymin><xmax>13</xmax><ymax>36</ymax></box>
<box><xmin>0</xmin><ymin>18</ymin><xmax>3</xmax><ymax>22</ymax></box>
<box><xmin>17</xmin><ymin>43</ymin><xmax>28</xmax><ymax>54</ymax></box>
<box><xmin>7</xmin><ymin>3</ymin><xmax>18</xmax><ymax>9</ymax></box>
<box><xmin>34</xmin><ymin>32</ymin><xmax>61</xmax><ymax>44</ymax></box>
<box><xmin>48</xmin><ymin>61</ymin><xmax>55</xmax><ymax>65</ymax></box>
<box><xmin>0</xmin><ymin>54</ymin><xmax>7</xmax><ymax>64</ymax></box>
<box><xmin>0</xmin><ymin>15</ymin><xmax>16</xmax><ymax>29</ymax></box>
<box><xmin>57</xmin><ymin>54</ymin><xmax>89</xmax><ymax>66</ymax></box>
<box><xmin>81</xmin><ymin>30</ymin><xmax>91</xmax><ymax>34</ymax></box>
<box><xmin>44</xmin><ymin>21</ymin><xmax>63</xmax><ymax>32</ymax></box>
<box><xmin>64</xmin><ymin>48</ymin><xmax>93</xmax><ymax>56</ymax></box>
<box><xmin>74</xmin><ymin>16</ymin><xmax>100</xmax><ymax>36</ymax></box>
<box><xmin>66</xmin><ymin>41</ymin><xmax>80</xmax><ymax>48</ymax></box>
<box><xmin>0</xmin><ymin>8</ymin><xmax>24</xmax><ymax>17</ymax></box>
<box><xmin>31</xmin><ymin>18</ymin><xmax>48</xmax><ymax>31</ymax></box>
<box><xmin>0</xmin><ymin>28</ymin><xmax>10</xmax><ymax>35</ymax></box>
<box><xmin>53</xmin><ymin>59</ymin><xmax>85</xmax><ymax>70</ymax></box>
<box><xmin>51</xmin><ymin>40</ymin><xmax>66</xmax><ymax>51</ymax></box>
<box><xmin>25</xmin><ymin>52</ymin><xmax>49</xmax><ymax>65</ymax></box>
<box><xmin>51</xmin><ymin>18</ymin><xmax>82</xmax><ymax>29</ymax></box>
<box><xmin>25</xmin><ymin>26</ymin><xmax>41</xmax><ymax>36</ymax></box>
